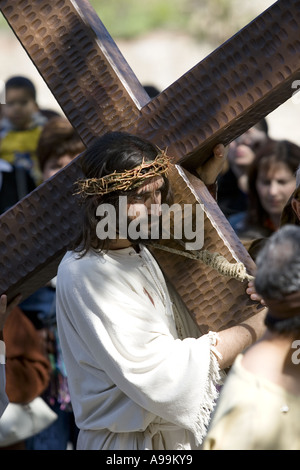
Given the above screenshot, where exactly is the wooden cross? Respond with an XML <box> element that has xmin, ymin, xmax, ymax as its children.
<box><xmin>0</xmin><ymin>0</ymin><xmax>299</xmax><ymax>333</ymax></box>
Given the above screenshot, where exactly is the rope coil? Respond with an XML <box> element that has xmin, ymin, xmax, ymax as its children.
<box><xmin>151</xmin><ymin>243</ymin><xmax>254</xmax><ymax>282</ymax></box>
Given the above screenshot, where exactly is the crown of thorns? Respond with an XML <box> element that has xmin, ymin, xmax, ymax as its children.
<box><xmin>74</xmin><ymin>149</ymin><xmax>171</xmax><ymax>197</ymax></box>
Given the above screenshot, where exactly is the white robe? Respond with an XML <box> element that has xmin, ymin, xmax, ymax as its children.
<box><xmin>56</xmin><ymin>245</ymin><xmax>222</xmax><ymax>450</ymax></box>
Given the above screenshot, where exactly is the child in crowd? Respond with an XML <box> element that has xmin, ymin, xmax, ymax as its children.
<box><xmin>0</xmin><ymin>76</ymin><xmax>48</xmax><ymax>184</ymax></box>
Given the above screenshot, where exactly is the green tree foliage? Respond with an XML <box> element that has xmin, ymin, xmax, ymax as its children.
<box><xmin>90</xmin><ymin>0</ymin><xmax>270</xmax><ymax>45</ymax></box>
<box><xmin>0</xmin><ymin>1</ymin><xmax>272</xmax><ymax>46</ymax></box>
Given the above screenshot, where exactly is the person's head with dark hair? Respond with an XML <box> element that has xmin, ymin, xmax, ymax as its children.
<box><xmin>228</xmin><ymin>119</ymin><xmax>269</xmax><ymax>177</ymax></box>
<box><xmin>255</xmin><ymin>224</ymin><xmax>300</xmax><ymax>334</ymax></box>
<box><xmin>143</xmin><ymin>85</ymin><xmax>160</xmax><ymax>98</ymax></box>
<box><xmin>246</xmin><ymin>139</ymin><xmax>300</xmax><ymax>235</ymax></box>
<box><xmin>255</xmin><ymin>118</ymin><xmax>268</xmax><ymax>136</ymax></box>
<box><xmin>218</xmin><ymin>119</ymin><xmax>269</xmax><ymax>218</ymax></box>
<box><xmin>280</xmin><ymin>165</ymin><xmax>300</xmax><ymax>227</ymax></box>
<box><xmin>5</xmin><ymin>76</ymin><xmax>36</xmax><ymax>100</ymax></box>
<box><xmin>37</xmin><ymin>116</ymin><xmax>85</xmax><ymax>180</ymax></box>
<box><xmin>74</xmin><ymin>131</ymin><xmax>173</xmax><ymax>254</ymax></box>
<box><xmin>3</xmin><ymin>76</ymin><xmax>38</xmax><ymax>130</ymax></box>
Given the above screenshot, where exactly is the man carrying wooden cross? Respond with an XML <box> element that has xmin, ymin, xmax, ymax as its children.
<box><xmin>56</xmin><ymin>131</ymin><xmax>266</xmax><ymax>450</ymax></box>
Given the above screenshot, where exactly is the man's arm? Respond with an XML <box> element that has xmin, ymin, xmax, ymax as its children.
<box><xmin>195</xmin><ymin>146</ymin><xmax>266</xmax><ymax>368</ymax></box>
<box><xmin>195</xmin><ymin>144</ymin><xmax>228</xmax><ymax>186</ymax></box>
<box><xmin>214</xmin><ymin>307</ymin><xmax>267</xmax><ymax>369</ymax></box>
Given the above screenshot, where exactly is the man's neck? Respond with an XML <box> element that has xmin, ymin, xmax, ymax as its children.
<box><xmin>242</xmin><ymin>329</ymin><xmax>300</xmax><ymax>392</ymax></box>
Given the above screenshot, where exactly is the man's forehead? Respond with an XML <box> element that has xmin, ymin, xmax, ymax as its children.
<box><xmin>6</xmin><ymin>88</ymin><xmax>31</xmax><ymax>98</ymax></box>
<box><xmin>136</xmin><ymin>175</ymin><xmax>164</xmax><ymax>194</ymax></box>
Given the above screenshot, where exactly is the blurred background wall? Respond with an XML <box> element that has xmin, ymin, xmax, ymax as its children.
<box><xmin>0</xmin><ymin>0</ymin><xmax>299</xmax><ymax>144</ymax></box>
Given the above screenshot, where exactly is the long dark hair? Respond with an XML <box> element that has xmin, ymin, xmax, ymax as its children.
<box><xmin>246</xmin><ymin>139</ymin><xmax>300</xmax><ymax>233</ymax></box>
<box><xmin>73</xmin><ymin>131</ymin><xmax>172</xmax><ymax>255</ymax></box>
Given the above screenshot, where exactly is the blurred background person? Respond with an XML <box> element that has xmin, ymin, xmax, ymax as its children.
<box><xmin>21</xmin><ymin>116</ymin><xmax>85</xmax><ymax>450</ymax></box>
<box><xmin>143</xmin><ymin>84</ymin><xmax>160</xmax><ymax>98</ymax></box>
<box><xmin>0</xmin><ymin>294</ymin><xmax>51</xmax><ymax>450</ymax></box>
<box><xmin>0</xmin><ymin>294</ymin><xmax>22</xmax><ymax>418</ymax></box>
<box><xmin>228</xmin><ymin>139</ymin><xmax>300</xmax><ymax>244</ymax></box>
<box><xmin>246</xmin><ymin>167</ymin><xmax>300</xmax><ymax>303</ymax></box>
<box><xmin>0</xmin><ymin>157</ymin><xmax>36</xmax><ymax>215</ymax></box>
<box><xmin>217</xmin><ymin>119</ymin><xmax>269</xmax><ymax>218</ymax></box>
<box><xmin>0</xmin><ymin>76</ymin><xmax>60</xmax><ymax>215</ymax></box>
<box><xmin>203</xmin><ymin>224</ymin><xmax>300</xmax><ymax>450</ymax></box>
<box><xmin>0</xmin><ymin>76</ymin><xmax>49</xmax><ymax>185</ymax></box>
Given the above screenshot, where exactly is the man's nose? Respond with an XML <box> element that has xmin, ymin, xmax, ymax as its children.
<box><xmin>148</xmin><ymin>202</ymin><xmax>161</xmax><ymax>216</ymax></box>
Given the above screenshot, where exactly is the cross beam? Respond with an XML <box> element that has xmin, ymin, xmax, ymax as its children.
<box><xmin>0</xmin><ymin>0</ymin><xmax>299</xmax><ymax>332</ymax></box>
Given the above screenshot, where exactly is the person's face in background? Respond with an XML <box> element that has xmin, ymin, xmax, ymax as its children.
<box><xmin>256</xmin><ymin>160</ymin><xmax>296</xmax><ymax>221</ymax></box>
<box><xmin>3</xmin><ymin>88</ymin><xmax>38</xmax><ymax>130</ymax></box>
<box><xmin>42</xmin><ymin>154</ymin><xmax>75</xmax><ymax>181</ymax></box>
<box><xmin>228</xmin><ymin>126</ymin><xmax>268</xmax><ymax>172</ymax></box>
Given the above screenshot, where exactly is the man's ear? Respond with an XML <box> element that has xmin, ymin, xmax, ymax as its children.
<box><xmin>291</xmin><ymin>197</ymin><xmax>300</xmax><ymax>221</ymax></box>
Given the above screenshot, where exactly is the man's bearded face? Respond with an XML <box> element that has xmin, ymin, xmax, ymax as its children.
<box><xmin>126</xmin><ymin>176</ymin><xmax>164</xmax><ymax>243</ymax></box>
